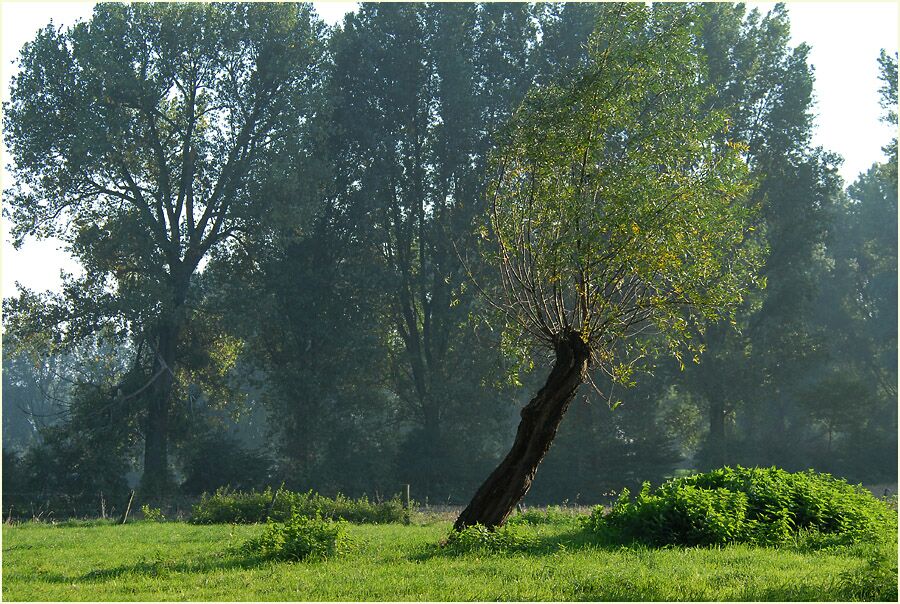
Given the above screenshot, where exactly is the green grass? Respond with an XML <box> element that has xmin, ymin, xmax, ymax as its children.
<box><xmin>3</xmin><ymin>515</ymin><xmax>896</xmax><ymax>601</ymax></box>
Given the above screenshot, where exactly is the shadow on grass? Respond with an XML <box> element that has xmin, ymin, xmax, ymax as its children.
<box><xmin>33</xmin><ymin>552</ymin><xmax>279</xmax><ymax>584</ymax></box>
<box><xmin>408</xmin><ymin>523</ymin><xmax>615</xmax><ymax>562</ymax></box>
<box><xmin>742</xmin><ymin>584</ymin><xmax>846</xmax><ymax>602</ymax></box>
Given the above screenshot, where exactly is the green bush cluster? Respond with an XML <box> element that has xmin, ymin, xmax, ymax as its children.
<box><xmin>140</xmin><ymin>504</ymin><xmax>165</xmax><ymax>522</ymax></box>
<box><xmin>443</xmin><ymin>523</ymin><xmax>536</xmax><ymax>554</ymax></box>
<box><xmin>189</xmin><ymin>486</ymin><xmax>406</xmax><ymax>525</ymax></box>
<box><xmin>586</xmin><ymin>466</ymin><xmax>897</xmax><ymax>548</ymax></box>
<box><xmin>243</xmin><ymin>513</ymin><xmax>351</xmax><ymax>562</ymax></box>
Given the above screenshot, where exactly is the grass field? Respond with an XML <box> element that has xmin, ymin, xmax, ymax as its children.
<box><xmin>2</xmin><ymin>515</ymin><xmax>896</xmax><ymax>601</ymax></box>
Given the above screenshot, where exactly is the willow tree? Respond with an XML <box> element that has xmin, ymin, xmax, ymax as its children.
<box><xmin>3</xmin><ymin>3</ymin><xmax>325</xmax><ymax>493</ymax></box>
<box><xmin>455</xmin><ymin>4</ymin><xmax>764</xmax><ymax>530</ymax></box>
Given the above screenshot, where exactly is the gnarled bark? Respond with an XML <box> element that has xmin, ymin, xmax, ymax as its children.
<box><xmin>454</xmin><ymin>330</ymin><xmax>590</xmax><ymax>530</ymax></box>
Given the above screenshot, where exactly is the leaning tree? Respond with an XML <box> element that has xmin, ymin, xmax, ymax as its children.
<box><xmin>3</xmin><ymin>2</ymin><xmax>325</xmax><ymax>493</ymax></box>
<box><xmin>454</xmin><ymin>3</ymin><xmax>765</xmax><ymax>530</ymax></box>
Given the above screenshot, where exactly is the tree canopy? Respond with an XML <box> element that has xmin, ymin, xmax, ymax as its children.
<box><xmin>487</xmin><ymin>4</ymin><xmax>762</xmax><ymax>375</ymax></box>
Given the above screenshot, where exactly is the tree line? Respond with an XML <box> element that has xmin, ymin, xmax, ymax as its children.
<box><xmin>2</xmin><ymin>2</ymin><xmax>896</xmax><ymax>518</ymax></box>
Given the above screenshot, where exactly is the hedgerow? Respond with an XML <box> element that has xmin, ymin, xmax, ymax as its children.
<box><xmin>190</xmin><ymin>487</ymin><xmax>406</xmax><ymax>525</ymax></box>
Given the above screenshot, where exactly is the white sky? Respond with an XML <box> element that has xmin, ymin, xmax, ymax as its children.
<box><xmin>1</xmin><ymin>1</ymin><xmax>897</xmax><ymax>297</ymax></box>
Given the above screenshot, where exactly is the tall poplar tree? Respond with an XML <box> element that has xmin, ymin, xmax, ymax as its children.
<box><xmin>3</xmin><ymin>2</ymin><xmax>326</xmax><ymax>492</ymax></box>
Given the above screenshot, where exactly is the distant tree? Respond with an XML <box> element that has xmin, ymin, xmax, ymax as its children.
<box><xmin>680</xmin><ymin>2</ymin><xmax>842</xmax><ymax>469</ymax></box>
<box><xmin>320</xmin><ymin>2</ymin><xmax>537</xmax><ymax>497</ymax></box>
<box><xmin>454</xmin><ymin>4</ymin><xmax>763</xmax><ymax>529</ymax></box>
<box><xmin>807</xmin><ymin>49</ymin><xmax>898</xmax><ymax>481</ymax></box>
<box><xmin>3</xmin><ymin>3</ymin><xmax>326</xmax><ymax>494</ymax></box>
<box><xmin>1</xmin><ymin>348</ymin><xmax>58</xmax><ymax>450</ymax></box>
<box><xmin>878</xmin><ymin>49</ymin><xmax>898</xmax><ymax>179</ymax></box>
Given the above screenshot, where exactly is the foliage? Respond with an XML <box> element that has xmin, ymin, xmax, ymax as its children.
<box><xmin>189</xmin><ymin>487</ymin><xmax>407</xmax><ymax>525</ymax></box>
<box><xmin>487</xmin><ymin>3</ymin><xmax>762</xmax><ymax>381</ymax></box>
<box><xmin>877</xmin><ymin>49</ymin><xmax>898</xmax><ymax>171</ymax></box>
<box><xmin>674</xmin><ymin>2</ymin><xmax>840</xmax><ymax>472</ymax></box>
<box><xmin>242</xmin><ymin>513</ymin><xmax>350</xmax><ymax>562</ymax></box>
<box><xmin>1</xmin><ymin>0</ymin><xmax>895</xmax><ymax>516</ymax></box>
<box><xmin>2</xmin><ymin>420</ymin><xmax>132</xmax><ymax>520</ymax></box>
<box><xmin>442</xmin><ymin>522</ymin><xmax>536</xmax><ymax>554</ymax></box>
<box><xmin>178</xmin><ymin>431</ymin><xmax>273</xmax><ymax>496</ymax></box>
<box><xmin>304</xmin><ymin>1</ymin><xmax>536</xmax><ymax>498</ymax></box>
<box><xmin>140</xmin><ymin>504</ymin><xmax>165</xmax><ymax>522</ymax></box>
<box><xmin>586</xmin><ymin>466</ymin><xmax>897</xmax><ymax>548</ymax></box>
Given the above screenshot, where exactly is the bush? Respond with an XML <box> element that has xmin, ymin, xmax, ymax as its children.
<box><xmin>2</xmin><ymin>426</ymin><xmax>131</xmax><ymax>520</ymax></box>
<box><xmin>190</xmin><ymin>486</ymin><xmax>407</xmax><ymax>525</ymax></box>
<box><xmin>243</xmin><ymin>513</ymin><xmax>350</xmax><ymax>561</ymax></box>
<box><xmin>443</xmin><ymin>523</ymin><xmax>536</xmax><ymax>554</ymax></box>
<box><xmin>140</xmin><ymin>504</ymin><xmax>165</xmax><ymax>522</ymax></box>
<box><xmin>586</xmin><ymin>466</ymin><xmax>897</xmax><ymax>548</ymax></box>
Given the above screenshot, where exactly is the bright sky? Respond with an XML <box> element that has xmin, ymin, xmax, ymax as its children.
<box><xmin>1</xmin><ymin>1</ymin><xmax>896</xmax><ymax>297</ymax></box>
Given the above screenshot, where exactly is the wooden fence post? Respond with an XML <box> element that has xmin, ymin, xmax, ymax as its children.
<box><xmin>261</xmin><ymin>481</ymin><xmax>285</xmax><ymax>523</ymax></box>
<box><xmin>120</xmin><ymin>490</ymin><xmax>135</xmax><ymax>524</ymax></box>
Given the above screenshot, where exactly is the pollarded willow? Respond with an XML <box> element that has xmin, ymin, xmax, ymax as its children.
<box><xmin>456</xmin><ymin>3</ymin><xmax>764</xmax><ymax>530</ymax></box>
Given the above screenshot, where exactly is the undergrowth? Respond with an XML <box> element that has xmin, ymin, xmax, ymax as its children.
<box><xmin>241</xmin><ymin>513</ymin><xmax>351</xmax><ymax>561</ymax></box>
<box><xmin>507</xmin><ymin>505</ymin><xmax>573</xmax><ymax>526</ymax></box>
<box><xmin>190</xmin><ymin>486</ymin><xmax>407</xmax><ymax>525</ymax></box>
<box><xmin>585</xmin><ymin>466</ymin><xmax>897</xmax><ymax>549</ymax></box>
<box><xmin>441</xmin><ymin>522</ymin><xmax>536</xmax><ymax>554</ymax></box>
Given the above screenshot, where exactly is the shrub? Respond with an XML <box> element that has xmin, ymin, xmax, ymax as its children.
<box><xmin>140</xmin><ymin>504</ymin><xmax>165</xmax><ymax>522</ymax></box>
<box><xmin>2</xmin><ymin>427</ymin><xmax>131</xmax><ymax>519</ymax></box>
<box><xmin>243</xmin><ymin>513</ymin><xmax>350</xmax><ymax>562</ymax></box>
<box><xmin>586</xmin><ymin>466</ymin><xmax>897</xmax><ymax>548</ymax></box>
<box><xmin>190</xmin><ymin>488</ymin><xmax>272</xmax><ymax>524</ymax></box>
<box><xmin>189</xmin><ymin>486</ymin><xmax>407</xmax><ymax>525</ymax></box>
<box><xmin>443</xmin><ymin>523</ymin><xmax>536</xmax><ymax>554</ymax></box>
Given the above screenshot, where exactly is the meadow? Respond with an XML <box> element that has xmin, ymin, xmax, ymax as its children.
<box><xmin>3</xmin><ymin>512</ymin><xmax>896</xmax><ymax>601</ymax></box>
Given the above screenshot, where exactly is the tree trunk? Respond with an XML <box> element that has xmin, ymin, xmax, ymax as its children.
<box><xmin>422</xmin><ymin>398</ymin><xmax>441</xmax><ymax>496</ymax></box>
<box><xmin>141</xmin><ymin>318</ymin><xmax>181</xmax><ymax>497</ymax></box>
<box><xmin>706</xmin><ymin>398</ymin><xmax>727</xmax><ymax>469</ymax></box>
<box><xmin>454</xmin><ymin>330</ymin><xmax>590</xmax><ymax>530</ymax></box>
